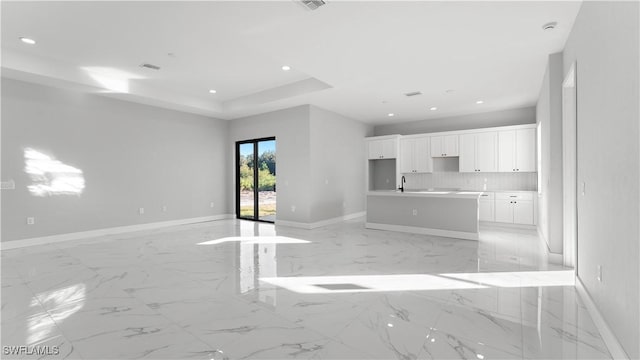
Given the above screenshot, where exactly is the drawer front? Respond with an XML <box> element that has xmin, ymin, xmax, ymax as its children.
<box><xmin>495</xmin><ymin>192</ymin><xmax>533</xmax><ymax>201</ymax></box>
<box><xmin>479</xmin><ymin>192</ymin><xmax>494</xmax><ymax>200</ymax></box>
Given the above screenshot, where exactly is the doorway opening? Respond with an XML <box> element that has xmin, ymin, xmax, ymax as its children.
<box><xmin>236</xmin><ymin>137</ymin><xmax>276</xmax><ymax>223</ymax></box>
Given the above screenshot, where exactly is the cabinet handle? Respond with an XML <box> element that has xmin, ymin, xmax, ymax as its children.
<box><xmin>517</xmin><ymin>169</ymin><xmax>519</xmax><ymax>171</ymax></box>
<box><xmin>509</xmin><ymin>195</ymin><xmax>517</xmax><ymax>198</ymax></box>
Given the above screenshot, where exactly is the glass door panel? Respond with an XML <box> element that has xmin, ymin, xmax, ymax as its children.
<box><xmin>238</xmin><ymin>142</ymin><xmax>255</xmax><ymax>220</ymax></box>
<box><xmin>258</xmin><ymin>140</ymin><xmax>276</xmax><ymax>221</ymax></box>
<box><xmin>236</xmin><ymin>137</ymin><xmax>276</xmax><ymax>223</ymax></box>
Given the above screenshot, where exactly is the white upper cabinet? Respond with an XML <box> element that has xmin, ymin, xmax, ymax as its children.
<box><xmin>368</xmin><ymin>138</ymin><xmax>398</xmax><ymax>160</ymax></box>
<box><xmin>459</xmin><ymin>132</ymin><xmax>497</xmax><ymax>172</ymax></box>
<box><xmin>515</xmin><ymin>128</ymin><xmax>536</xmax><ymax>172</ymax></box>
<box><xmin>431</xmin><ymin>135</ymin><xmax>459</xmax><ymax>157</ymax></box>
<box><xmin>400</xmin><ymin>137</ymin><xmax>432</xmax><ymax>173</ymax></box>
<box><xmin>459</xmin><ymin>134</ymin><xmax>476</xmax><ymax>172</ymax></box>
<box><xmin>498</xmin><ymin>128</ymin><xmax>536</xmax><ymax>172</ymax></box>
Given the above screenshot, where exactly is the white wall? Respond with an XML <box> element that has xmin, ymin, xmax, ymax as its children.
<box><xmin>228</xmin><ymin>105</ymin><xmax>373</xmax><ymax>225</ymax></box>
<box><xmin>374</xmin><ymin>107</ymin><xmax>535</xmax><ymax>136</ymax></box>
<box><xmin>228</xmin><ymin>106</ymin><xmax>312</xmax><ymax>223</ymax></box>
<box><xmin>309</xmin><ymin>105</ymin><xmax>373</xmax><ymax>222</ymax></box>
<box><xmin>1</xmin><ymin>78</ymin><xmax>229</xmax><ymax>242</ymax></box>
<box><xmin>536</xmin><ymin>52</ymin><xmax>564</xmax><ymax>255</ymax></box>
<box><xmin>562</xmin><ymin>2</ymin><xmax>639</xmax><ymax>358</ymax></box>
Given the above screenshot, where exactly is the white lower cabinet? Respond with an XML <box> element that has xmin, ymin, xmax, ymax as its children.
<box><xmin>479</xmin><ymin>192</ymin><xmax>495</xmax><ymax>222</ymax></box>
<box><xmin>513</xmin><ymin>200</ymin><xmax>534</xmax><ymax>224</ymax></box>
<box><xmin>494</xmin><ymin>192</ymin><xmax>534</xmax><ymax>225</ymax></box>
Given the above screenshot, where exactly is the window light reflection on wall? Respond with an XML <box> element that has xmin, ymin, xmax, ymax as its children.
<box><xmin>24</xmin><ymin>148</ymin><xmax>85</xmax><ymax>197</ymax></box>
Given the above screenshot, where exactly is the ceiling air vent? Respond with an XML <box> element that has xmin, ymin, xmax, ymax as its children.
<box><xmin>404</xmin><ymin>91</ymin><xmax>422</xmax><ymax>97</ymax></box>
<box><xmin>140</xmin><ymin>63</ymin><xmax>161</xmax><ymax>70</ymax></box>
<box><xmin>300</xmin><ymin>0</ymin><xmax>326</xmax><ymax>11</ymax></box>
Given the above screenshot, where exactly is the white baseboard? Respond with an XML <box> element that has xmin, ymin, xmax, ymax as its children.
<box><xmin>1</xmin><ymin>214</ymin><xmax>235</xmax><ymax>251</ymax></box>
<box><xmin>276</xmin><ymin>211</ymin><xmax>366</xmax><ymax>230</ymax></box>
<box><xmin>365</xmin><ymin>222</ymin><xmax>479</xmax><ymax>241</ymax></box>
<box><xmin>575</xmin><ymin>277</ymin><xmax>629</xmax><ymax>359</ymax></box>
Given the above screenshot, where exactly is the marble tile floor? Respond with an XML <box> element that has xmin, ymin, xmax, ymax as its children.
<box><xmin>1</xmin><ymin>219</ymin><xmax>611</xmax><ymax>359</ymax></box>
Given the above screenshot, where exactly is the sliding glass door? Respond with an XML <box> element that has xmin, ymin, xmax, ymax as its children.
<box><xmin>236</xmin><ymin>137</ymin><xmax>276</xmax><ymax>222</ymax></box>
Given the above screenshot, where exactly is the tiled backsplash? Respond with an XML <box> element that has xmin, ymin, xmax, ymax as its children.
<box><xmin>403</xmin><ymin>171</ymin><xmax>537</xmax><ymax>191</ymax></box>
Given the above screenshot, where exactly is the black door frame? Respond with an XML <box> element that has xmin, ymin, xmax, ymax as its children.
<box><xmin>235</xmin><ymin>137</ymin><xmax>276</xmax><ymax>223</ymax></box>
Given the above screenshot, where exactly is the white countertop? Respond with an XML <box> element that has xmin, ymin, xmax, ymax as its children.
<box><xmin>367</xmin><ymin>189</ymin><xmax>483</xmax><ymax>199</ymax></box>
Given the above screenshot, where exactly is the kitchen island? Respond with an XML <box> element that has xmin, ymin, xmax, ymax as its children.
<box><xmin>366</xmin><ymin>190</ymin><xmax>483</xmax><ymax>240</ymax></box>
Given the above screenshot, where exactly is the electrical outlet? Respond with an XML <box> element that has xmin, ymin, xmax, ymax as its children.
<box><xmin>582</xmin><ymin>182</ymin><xmax>586</xmax><ymax>196</ymax></box>
<box><xmin>139</xmin><ymin>207</ymin><xmax>145</xmax><ymax>215</ymax></box>
<box><xmin>386</xmin><ymin>178</ymin><xmax>390</xmax><ymax>183</ymax></box>
<box><xmin>291</xmin><ymin>205</ymin><xmax>296</xmax><ymax>212</ymax></box>
<box><xmin>597</xmin><ymin>265</ymin><xmax>602</xmax><ymax>282</ymax></box>
<box><xmin>162</xmin><ymin>205</ymin><xmax>167</xmax><ymax>212</ymax></box>
<box><xmin>26</xmin><ymin>217</ymin><xmax>35</xmax><ymax>225</ymax></box>
<box><xmin>412</xmin><ymin>209</ymin><xmax>418</xmax><ymax>216</ymax></box>
<box><xmin>210</xmin><ymin>202</ymin><xmax>215</xmax><ymax>208</ymax></box>
<box><xmin>325</xmin><ymin>179</ymin><xmax>329</xmax><ymax>185</ymax></box>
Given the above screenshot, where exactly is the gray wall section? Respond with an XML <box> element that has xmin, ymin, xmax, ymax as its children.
<box><xmin>536</xmin><ymin>52</ymin><xmax>564</xmax><ymax>254</ymax></box>
<box><xmin>374</xmin><ymin>107</ymin><xmax>535</xmax><ymax>136</ymax></box>
<box><xmin>1</xmin><ymin>78</ymin><xmax>229</xmax><ymax>242</ymax></box>
<box><xmin>228</xmin><ymin>105</ymin><xmax>312</xmax><ymax>223</ymax></box>
<box><xmin>309</xmin><ymin>105</ymin><xmax>373</xmax><ymax>222</ymax></box>
<box><xmin>562</xmin><ymin>1</ymin><xmax>639</xmax><ymax>358</ymax></box>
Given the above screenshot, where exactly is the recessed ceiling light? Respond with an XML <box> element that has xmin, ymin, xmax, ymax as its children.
<box><xmin>476</xmin><ymin>100</ymin><xmax>484</xmax><ymax>104</ymax></box>
<box><xmin>19</xmin><ymin>37</ymin><xmax>36</xmax><ymax>45</ymax></box>
<box><xmin>430</xmin><ymin>107</ymin><xmax>437</xmax><ymax>111</ymax></box>
<box><xmin>542</xmin><ymin>22</ymin><xmax>558</xmax><ymax>31</ymax></box>
<box><xmin>281</xmin><ymin>65</ymin><xmax>291</xmax><ymax>71</ymax></box>
<box><xmin>209</xmin><ymin>89</ymin><xmax>217</xmax><ymax>94</ymax></box>
<box><xmin>388</xmin><ymin>113</ymin><xmax>395</xmax><ymax>117</ymax></box>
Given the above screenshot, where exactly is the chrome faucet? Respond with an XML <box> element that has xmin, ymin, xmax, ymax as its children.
<box><xmin>399</xmin><ymin>176</ymin><xmax>406</xmax><ymax>192</ymax></box>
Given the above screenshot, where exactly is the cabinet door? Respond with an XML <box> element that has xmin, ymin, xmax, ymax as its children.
<box><xmin>494</xmin><ymin>200</ymin><xmax>513</xmax><ymax>223</ymax></box>
<box><xmin>431</xmin><ymin>136</ymin><xmax>444</xmax><ymax>157</ymax></box>
<box><xmin>498</xmin><ymin>131</ymin><xmax>516</xmax><ymax>172</ymax></box>
<box><xmin>414</xmin><ymin>137</ymin><xmax>432</xmax><ymax>173</ymax></box>
<box><xmin>515</xmin><ymin>128</ymin><xmax>536</xmax><ymax>172</ymax></box>
<box><xmin>381</xmin><ymin>139</ymin><xmax>397</xmax><ymax>159</ymax></box>
<box><xmin>458</xmin><ymin>133</ymin><xmax>477</xmax><ymax>172</ymax></box>
<box><xmin>476</xmin><ymin>132</ymin><xmax>497</xmax><ymax>172</ymax></box>
<box><xmin>368</xmin><ymin>140</ymin><xmax>382</xmax><ymax>159</ymax></box>
<box><xmin>479</xmin><ymin>199</ymin><xmax>495</xmax><ymax>222</ymax></box>
<box><xmin>513</xmin><ymin>200</ymin><xmax>534</xmax><ymax>224</ymax></box>
<box><xmin>444</xmin><ymin>135</ymin><xmax>459</xmax><ymax>156</ymax></box>
<box><xmin>399</xmin><ymin>138</ymin><xmax>414</xmax><ymax>173</ymax></box>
